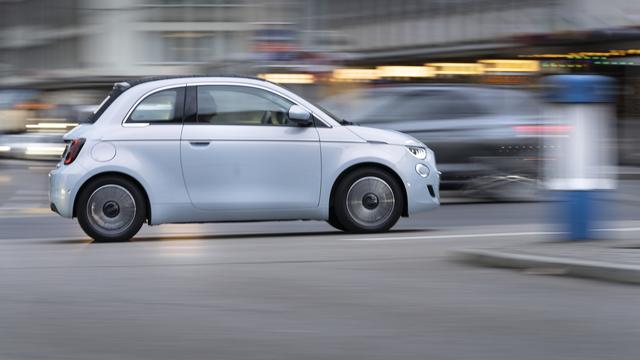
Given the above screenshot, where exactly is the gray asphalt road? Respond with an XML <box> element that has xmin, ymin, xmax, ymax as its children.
<box><xmin>2</xmin><ymin>159</ymin><xmax>640</xmax><ymax>360</ymax></box>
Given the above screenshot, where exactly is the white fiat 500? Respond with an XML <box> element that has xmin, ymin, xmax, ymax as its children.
<box><xmin>49</xmin><ymin>77</ymin><xmax>439</xmax><ymax>242</ymax></box>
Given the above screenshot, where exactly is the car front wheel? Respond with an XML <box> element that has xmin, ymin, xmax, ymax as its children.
<box><xmin>76</xmin><ymin>176</ymin><xmax>147</xmax><ymax>242</ymax></box>
<box><xmin>333</xmin><ymin>167</ymin><xmax>404</xmax><ymax>233</ymax></box>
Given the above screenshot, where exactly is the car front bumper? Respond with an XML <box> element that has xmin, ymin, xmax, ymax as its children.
<box><xmin>402</xmin><ymin>157</ymin><xmax>440</xmax><ymax>216</ymax></box>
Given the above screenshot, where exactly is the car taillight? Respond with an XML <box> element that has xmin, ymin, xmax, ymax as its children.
<box><xmin>63</xmin><ymin>138</ymin><xmax>85</xmax><ymax>165</ymax></box>
<box><xmin>513</xmin><ymin>125</ymin><xmax>572</xmax><ymax>135</ymax></box>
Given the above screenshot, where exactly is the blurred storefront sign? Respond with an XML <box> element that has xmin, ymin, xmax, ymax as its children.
<box><xmin>252</xmin><ymin>29</ymin><xmax>300</xmax><ymax>62</ymax></box>
<box><xmin>480</xmin><ymin>75</ymin><xmax>536</xmax><ymax>85</ymax></box>
<box><xmin>257</xmin><ymin>73</ymin><xmax>315</xmax><ymax>84</ymax></box>
<box><xmin>479</xmin><ymin>60</ymin><xmax>540</xmax><ymax>73</ymax></box>
<box><xmin>426</xmin><ymin>63</ymin><xmax>485</xmax><ymax>76</ymax></box>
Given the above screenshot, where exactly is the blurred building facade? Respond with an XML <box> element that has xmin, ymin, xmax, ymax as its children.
<box><xmin>1</xmin><ymin>0</ymin><xmax>640</xmax><ymax>163</ymax></box>
<box><xmin>305</xmin><ymin>0</ymin><xmax>640</xmax><ymax>59</ymax></box>
<box><xmin>0</xmin><ymin>0</ymin><xmax>301</xmax><ymax>82</ymax></box>
<box><xmin>4</xmin><ymin>0</ymin><xmax>640</xmax><ymax>80</ymax></box>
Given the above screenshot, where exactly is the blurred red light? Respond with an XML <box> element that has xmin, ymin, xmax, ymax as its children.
<box><xmin>513</xmin><ymin>125</ymin><xmax>572</xmax><ymax>134</ymax></box>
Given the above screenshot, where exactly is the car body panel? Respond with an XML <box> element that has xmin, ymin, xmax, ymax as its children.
<box><xmin>49</xmin><ymin>77</ymin><xmax>440</xmax><ymax>226</ymax></box>
<box><xmin>343</xmin><ymin>125</ymin><xmax>424</xmax><ymax>147</ymax></box>
<box><xmin>181</xmin><ymin>124</ymin><xmax>322</xmax><ymax>211</ymax></box>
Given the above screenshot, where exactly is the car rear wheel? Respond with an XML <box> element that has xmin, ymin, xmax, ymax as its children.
<box><xmin>76</xmin><ymin>176</ymin><xmax>147</xmax><ymax>242</ymax></box>
<box><xmin>333</xmin><ymin>167</ymin><xmax>403</xmax><ymax>233</ymax></box>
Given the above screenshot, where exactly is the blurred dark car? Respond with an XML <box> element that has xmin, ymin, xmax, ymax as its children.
<box><xmin>321</xmin><ymin>85</ymin><xmax>551</xmax><ymax>201</ymax></box>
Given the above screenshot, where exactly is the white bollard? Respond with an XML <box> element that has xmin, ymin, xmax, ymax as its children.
<box><xmin>543</xmin><ymin>75</ymin><xmax>616</xmax><ymax>240</ymax></box>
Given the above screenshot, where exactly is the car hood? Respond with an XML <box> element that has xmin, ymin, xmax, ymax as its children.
<box><xmin>344</xmin><ymin>125</ymin><xmax>424</xmax><ymax>147</ymax></box>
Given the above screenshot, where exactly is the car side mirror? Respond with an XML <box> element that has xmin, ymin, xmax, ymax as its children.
<box><xmin>288</xmin><ymin>105</ymin><xmax>313</xmax><ymax>126</ymax></box>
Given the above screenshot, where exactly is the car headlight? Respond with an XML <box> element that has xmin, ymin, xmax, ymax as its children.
<box><xmin>406</xmin><ymin>146</ymin><xmax>427</xmax><ymax>160</ymax></box>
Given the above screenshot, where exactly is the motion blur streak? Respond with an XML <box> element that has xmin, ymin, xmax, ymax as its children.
<box><xmin>1</xmin><ymin>1</ymin><xmax>640</xmax><ymax>360</ymax></box>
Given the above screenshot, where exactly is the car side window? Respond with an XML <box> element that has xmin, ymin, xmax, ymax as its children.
<box><xmin>196</xmin><ymin>85</ymin><xmax>295</xmax><ymax>126</ymax></box>
<box><xmin>129</xmin><ymin>87</ymin><xmax>184</xmax><ymax>123</ymax></box>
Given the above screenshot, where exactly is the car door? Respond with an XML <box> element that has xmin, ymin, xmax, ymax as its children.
<box><xmin>180</xmin><ymin>84</ymin><xmax>322</xmax><ymax>211</ymax></box>
<box><xmin>108</xmin><ymin>86</ymin><xmax>188</xmax><ymax>210</ymax></box>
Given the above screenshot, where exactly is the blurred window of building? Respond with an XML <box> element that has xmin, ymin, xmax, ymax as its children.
<box><xmin>141</xmin><ymin>0</ymin><xmax>246</xmax><ymax>22</ymax></box>
<box><xmin>0</xmin><ymin>0</ymin><xmax>80</xmax><ymax>29</ymax></box>
<box><xmin>164</xmin><ymin>33</ymin><xmax>212</xmax><ymax>63</ymax></box>
<box><xmin>144</xmin><ymin>32</ymin><xmax>222</xmax><ymax>64</ymax></box>
<box><xmin>196</xmin><ymin>85</ymin><xmax>294</xmax><ymax>126</ymax></box>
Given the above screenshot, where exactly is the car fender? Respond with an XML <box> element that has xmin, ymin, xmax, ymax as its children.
<box><xmin>68</xmin><ymin>163</ymin><xmax>154</xmax><ymax>218</ymax></box>
<box><xmin>319</xmin><ymin>142</ymin><xmax>409</xmax><ymax>216</ymax></box>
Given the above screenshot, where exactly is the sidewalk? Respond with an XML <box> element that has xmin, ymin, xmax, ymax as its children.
<box><xmin>454</xmin><ymin>236</ymin><xmax>640</xmax><ymax>285</ymax></box>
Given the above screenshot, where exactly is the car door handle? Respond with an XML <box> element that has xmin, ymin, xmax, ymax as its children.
<box><xmin>189</xmin><ymin>141</ymin><xmax>210</xmax><ymax>147</ymax></box>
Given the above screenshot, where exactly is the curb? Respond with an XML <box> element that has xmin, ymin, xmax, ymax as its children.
<box><xmin>453</xmin><ymin>249</ymin><xmax>640</xmax><ymax>285</ymax></box>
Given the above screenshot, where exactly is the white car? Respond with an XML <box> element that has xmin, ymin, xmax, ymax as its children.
<box><xmin>49</xmin><ymin>77</ymin><xmax>440</xmax><ymax>242</ymax></box>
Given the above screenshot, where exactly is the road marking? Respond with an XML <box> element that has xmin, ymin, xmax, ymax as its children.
<box><xmin>0</xmin><ymin>207</ymin><xmax>51</xmax><ymax>216</ymax></box>
<box><xmin>16</xmin><ymin>190</ymin><xmax>48</xmax><ymax>195</ymax></box>
<box><xmin>0</xmin><ymin>202</ymin><xmax>43</xmax><ymax>209</ymax></box>
<box><xmin>6</xmin><ymin>196</ymin><xmax>46</xmax><ymax>202</ymax></box>
<box><xmin>0</xmin><ymin>189</ymin><xmax>50</xmax><ymax>214</ymax></box>
<box><xmin>595</xmin><ymin>227</ymin><xmax>640</xmax><ymax>232</ymax></box>
<box><xmin>341</xmin><ymin>231</ymin><xmax>563</xmax><ymax>241</ymax></box>
<box><xmin>342</xmin><ymin>227</ymin><xmax>640</xmax><ymax>241</ymax></box>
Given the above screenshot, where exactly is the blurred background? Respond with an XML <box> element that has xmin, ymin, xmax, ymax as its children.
<box><xmin>3</xmin><ymin>3</ymin><xmax>640</xmax><ymax>359</ymax></box>
<box><xmin>1</xmin><ymin>0</ymin><xmax>640</xmax><ymax>200</ymax></box>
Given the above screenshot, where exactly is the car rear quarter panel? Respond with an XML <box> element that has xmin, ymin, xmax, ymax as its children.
<box><xmin>69</xmin><ymin>129</ymin><xmax>190</xmax><ymax>223</ymax></box>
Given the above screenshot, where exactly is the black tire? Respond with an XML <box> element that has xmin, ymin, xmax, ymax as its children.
<box><xmin>327</xmin><ymin>210</ymin><xmax>346</xmax><ymax>231</ymax></box>
<box><xmin>76</xmin><ymin>176</ymin><xmax>147</xmax><ymax>242</ymax></box>
<box><xmin>333</xmin><ymin>167</ymin><xmax>404</xmax><ymax>233</ymax></box>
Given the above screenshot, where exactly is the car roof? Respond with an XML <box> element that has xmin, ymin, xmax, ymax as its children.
<box><xmin>118</xmin><ymin>75</ymin><xmax>270</xmax><ymax>90</ymax></box>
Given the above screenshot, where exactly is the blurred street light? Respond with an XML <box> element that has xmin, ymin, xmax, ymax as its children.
<box><xmin>426</xmin><ymin>63</ymin><xmax>485</xmax><ymax>75</ymax></box>
<box><xmin>331</xmin><ymin>68</ymin><xmax>380</xmax><ymax>82</ymax></box>
<box><xmin>479</xmin><ymin>60</ymin><xmax>540</xmax><ymax>73</ymax></box>
<box><xmin>377</xmin><ymin>66</ymin><xmax>436</xmax><ymax>79</ymax></box>
<box><xmin>24</xmin><ymin>145</ymin><xmax>66</xmax><ymax>157</ymax></box>
<box><xmin>257</xmin><ymin>73</ymin><xmax>315</xmax><ymax>84</ymax></box>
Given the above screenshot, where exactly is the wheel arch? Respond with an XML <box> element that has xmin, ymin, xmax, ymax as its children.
<box><xmin>72</xmin><ymin>171</ymin><xmax>152</xmax><ymax>223</ymax></box>
<box><xmin>329</xmin><ymin>162</ymin><xmax>409</xmax><ymax>218</ymax></box>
